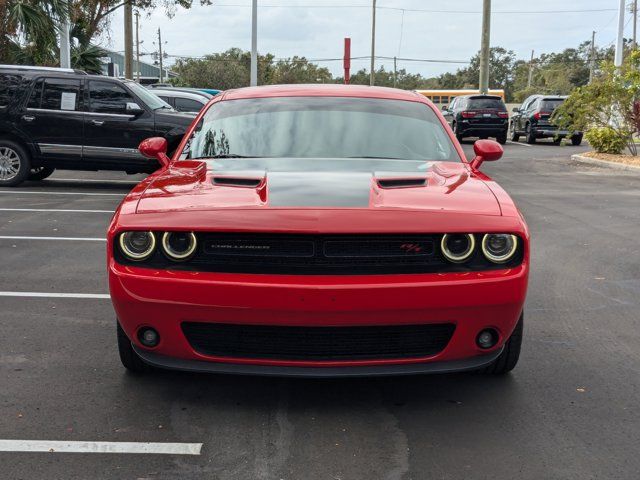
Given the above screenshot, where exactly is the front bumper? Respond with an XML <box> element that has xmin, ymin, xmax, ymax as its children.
<box><xmin>110</xmin><ymin>261</ymin><xmax>528</xmax><ymax>374</ymax></box>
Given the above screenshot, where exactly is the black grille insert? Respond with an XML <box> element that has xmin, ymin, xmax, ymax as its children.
<box><xmin>182</xmin><ymin>322</ymin><xmax>456</xmax><ymax>361</ymax></box>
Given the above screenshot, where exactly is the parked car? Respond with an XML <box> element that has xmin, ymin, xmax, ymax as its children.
<box><xmin>150</xmin><ymin>88</ymin><xmax>211</xmax><ymax>113</ymax></box>
<box><xmin>0</xmin><ymin>65</ymin><xmax>196</xmax><ymax>186</ymax></box>
<box><xmin>510</xmin><ymin>95</ymin><xmax>583</xmax><ymax>145</ymax></box>
<box><xmin>441</xmin><ymin>94</ymin><xmax>509</xmax><ymax>144</ymax></box>
<box><xmin>148</xmin><ymin>84</ymin><xmax>221</xmax><ymax>98</ymax></box>
<box><xmin>109</xmin><ymin>84</ymin><xmax>529</xmax><ymax>377</ymax></box>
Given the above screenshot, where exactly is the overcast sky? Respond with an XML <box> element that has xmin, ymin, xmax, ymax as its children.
<box><xmin>105</xmin><ymin>0</ymin><xmax>624</xmax><ymax>78</ymax></box>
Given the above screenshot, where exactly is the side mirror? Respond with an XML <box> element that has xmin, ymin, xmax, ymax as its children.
<box><xmin>470</xmin><ymin>139</ymin><xmax>503</xmax><ymax>170</ymax></box>
<box><xmin>512</xmin><ymin>107</ymin><xmax>520</xmax><ymax>113</ymax></box>
<box><xmin>126</xmin><ymin>102</ymin><xmax>145</xmax><ymax>116</ymax></box>
<box><xmin>441</xmin><ymin>105</ymin><xmax>449</xmax><ymax>111</ymax></box>
<box><xmin>139</xmin><ymin>137</ymin><xmax>170</xmax><ymax>167</ymax></box>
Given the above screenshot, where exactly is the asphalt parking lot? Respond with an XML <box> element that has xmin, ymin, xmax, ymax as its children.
<box><xmin>1</xmin><ymin>140</ymin><xmax>640</xmax><ymax>480</ymax></box>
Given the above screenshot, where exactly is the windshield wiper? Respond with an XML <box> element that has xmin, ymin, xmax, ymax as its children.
<box><xmin>196</xmin><ymin>154</ymin><xmax>259</xmax><ymax>159</ymax></box>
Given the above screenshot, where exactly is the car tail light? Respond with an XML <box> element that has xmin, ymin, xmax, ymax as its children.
<box><xmin>534</xmin><ymin>111</ymin><xmax>552</xmax><ymax>120</ymax></box>
<box><xmin>461</xmin><ymin>111</ymin><xmax>477</xmax><ymax>118</ymax></box>
<box><xmin>497</xmin><ymin>111</ymin><xmax>509</xmax><ymax>118</ymax></box>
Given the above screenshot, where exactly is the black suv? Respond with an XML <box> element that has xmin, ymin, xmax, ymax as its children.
<box><xmin>0</xmin><ymin>65</ymin><xmax>196</xmax><ymax>186</ymax></box>
<box><xmin>441</xmin><ymin>94</ymin><xmax>508</xmax><ymax>144</ymax></box>
<box><xmin>510</xmin><ymin>95</ymin><xmax>583</xmax><ymax>145</ymax></box>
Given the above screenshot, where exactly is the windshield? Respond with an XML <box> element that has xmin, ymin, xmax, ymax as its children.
<box><xmin>126</xmin><ymin>81</ymin><xmax>173</xmax><ymax>110</ymax></box>
<box><xmin>466</xmin><ymin>97</ymin><xmax>506</xmax><ymax>110</ymax></box>
<box><xmin>186</xmin><ymin>97</ymin><xmax>460</xmax><ymax>163</ymax></box>
<box><xmin>540</xmin><ymin>99</ymin><xmax>564</xmax><ymax>111</ymax></box>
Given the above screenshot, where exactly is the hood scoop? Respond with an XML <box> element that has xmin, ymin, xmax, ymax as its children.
<box><xmin>212</xmin><ymin>171</ymin><xmax>265</xmax><ymax>188</ymax></box>
<box><xmin>375</xmin><ymin>173</ymin><xmax>428</xmax><ymax>189</ymax></box>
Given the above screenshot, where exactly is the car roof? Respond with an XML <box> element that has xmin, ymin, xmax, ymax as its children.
<box><xmin>221</xmin><ymin>84</ymin><xmax>425</xmax><ymax>102</ymax></box>
<box><xmin>459</xmin><ymin>94</ymin><xmax>503</xmax><ymax>100</ymax></box>
<box><xmin>150</xmin><ymin>89</ymin><xmax>209</xmax><ymax>102</ymax></box>
<box><xmin>0</xmin><ymin>65</ymin><xmax>86</xmax><ymax>75</ymax></box>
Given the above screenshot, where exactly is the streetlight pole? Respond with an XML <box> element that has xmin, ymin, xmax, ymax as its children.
<box><xmin>250</xmin><ymin>0</ymin><xmax>258</xmax><ymax>86</ymax></box>
<box><xmin>59</xmin><ymin>19</ymin><xmax>71</xmax><ymax>68</ymax></box>
<box><xmin>589</xmin><ymin>31</ymin><xmax>596</xmax><ymax>83</ymax></box>
<box><xmin>633</xmin><ymin>0</ymin><xmax>638</xmax><ymax>49</ymax></box>
<box><xmin>157</xmin><ymin>28</ymin><xmax>164</xmax><ymax>83</ymax></box>
<box><xmin>615</xmin><ymin>0</ymin><xmax>625</xmax><ymax>67</ymax></box>
<box><xmin>124</xmin><ymin>1</ymin><xmax>133</xmax><ymax>79</ymax></box>
<box><xmin>370</xmin><ymin>0</ymin><xmax>376</xmax><ymax>86</ymax></box>
<box><xmin>479</xmin><ymin>0</ymin><xmax>491</xmax><ymax>94</ymax></box>
<box><xmin>134</xmin><ymin>11</ymin><xmax>140</xmax><ymax>82</ymax></box>
<box><xmin>526</xmin><ymin>49</ymin><xmax>534</xmax><ymax>88</ymax></box>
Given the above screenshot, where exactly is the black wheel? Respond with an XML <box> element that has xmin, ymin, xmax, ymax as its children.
<box><xmin>525</xmin><ymin>124</ymin><xmax>536</xmax><ymax>144</ymax></box>
<box><xmin>117</xmin><ymin>321</ymin><xmax>151</xmax><ymax>374</ymax></box>
<box><xmin>552</xmin><ymin>137</ymin><xmax>562</xmax><ymax>145</ymax></box>
<box><xmin>571</xmin><ymin>134</ymin><xmax>583</xmax><ymax>146</ymax></box>
<box><xmin>0</xmin><ymin>140</ymin><xmax>31</xmax><ymax>187</ymax></box>
<box><xmin>496</xmin><ymin>132</ymin><xmax>507</xmax><ymax>145</ymax></box>
<box><xmin>481</xmin><ymin>313</ymin><xmax>523</xmax><ymax>375</ymax></box>
<box><xmin>453</xmin><ymin>123</ymin><xmax>464</xmax><ymax>143</ymax></box>
<box><xmin>510</xmin><ymin>123</ymin><xmax>520</xmax><ymax>142</ymax></box>
<box><xmin>28</xmin><ymin>166</ymin><xmax>55</xmax><ymax>181</ymax></box>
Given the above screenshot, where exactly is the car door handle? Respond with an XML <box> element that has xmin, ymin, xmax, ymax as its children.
<box><xmin>22</xmin><ymin>115</ymin><xmax>35</xmax><ymax>122</ymax></box>
<box><xmin>90</xmin><ymin>120</ymin><xmax>105</xmax><ymax>126</ymax></box>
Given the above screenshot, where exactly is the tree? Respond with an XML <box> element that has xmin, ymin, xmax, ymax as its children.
<box><xmin>339</xmin><ymin>66</ymin><xmax>435</xmax><ymax>90</ymax></box>
<box><xmin>272</xmin><ymin>56</ymin><xmax>332</xmax><ymax>84</ymax></box>
<box><xmin>554</xmin><ymin>50</ymin><xmax>640</xmax><ymax>155</ymax></box>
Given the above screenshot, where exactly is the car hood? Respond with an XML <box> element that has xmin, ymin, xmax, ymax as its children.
<box><xmin>135</xmin><ymin>160</ymin><xmax>501</xmax><ymax>216</ymax></box>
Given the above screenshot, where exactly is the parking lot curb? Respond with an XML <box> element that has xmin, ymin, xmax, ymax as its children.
<box><xmin>571</xmin><ymin>154</ymin><xmax>640</xmax><ymax>172</ymax></box>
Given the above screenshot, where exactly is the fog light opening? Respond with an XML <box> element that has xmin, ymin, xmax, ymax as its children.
<box><xmin>476</xmin><ymin>329</ymin><xmax>499</xmax><ymax>349</ymax></box>
<box><xmin>138</xmin><ymin>327</ymin><xmax>160</xmax><ymax>348</ymax></box>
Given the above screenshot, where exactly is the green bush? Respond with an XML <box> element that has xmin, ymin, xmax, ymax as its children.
<box><xmin>584</xmin><ymin>127</ymin><xmax>628</xmax><ymax>154</ymax></box>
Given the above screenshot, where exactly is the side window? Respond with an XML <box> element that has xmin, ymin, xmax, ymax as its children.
<box><xmin>174</xmin><ymin>97</ymin><xmax>203</xmax><ymax>112</ymax></box>
<box><xmin>157</xmin><ymin>95</ymin><xmax>171</xmax><ymax>104</ymax></box>
<box><xmin>530</xmin><ymin>99</ymin><xmax>540</xmax><ymax>111</ymax></box>
<box><xmin>27</xmin><ymin>79</ymin><xmax>44</xmax><ymax>108</ymax></box>
<box><xmin>0</xmin><ymin>73</ymin><xmax>22</xmax><ymax>108</ymax></box>
<box><xmin>41</xmin><ymin>78</ymin><xmax>81</xmax><ymax>111</ymax></box>
<box><xmin>449</xmin><ymin>98</ymin><xmax>457</xmax><ymax>110</ymax></box>
<box><xmin>88</xmin><ymin>81</ymin><xmax>135</xmax><ymax>115</ymax></box>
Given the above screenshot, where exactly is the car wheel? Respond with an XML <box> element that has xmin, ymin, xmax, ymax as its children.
<box><xmin>571</xmin><ymin>134</ymin><xmax>583</xmax><ymax>146</ymax></box>
<box><xmin>117</xmin><ymin>321</ymin><xmax>151</xmax><ymax>374</ymax></box>
<box><xmin>525</xmin><ymin>124</ymin><xmax>536</xmax><ymax>144</ymax></box>
<box><xmin>481</xmin><ymin>313</ymin><xmax>523</xmax><ymax>375</ymax></box>
<box><xmin>0</xmin><ymin>140</ymin><xmax>31</xmax><ymax>187</ymax></box>
<box><xmin>509</xmin><ymin>123</ymin><xmax>520</xmax><ymax>142</ymax></box>
<box><xmin>28</xmin><ymin>166</ymin><xmax>55</xmax><ymax>181</ymax></box>
<box><xmin>452</xmin><ymin>123</ymin><xmax>464</xmax><ymax>143</ymax></box>
<box><xmin>496</xmin><ymin>132</ymin><xmax>507</xmax><ymax>145</ymax></box>
<box><xmin>552</xmin><ymin>137</ymin><xmax>562</xmax><ymax>145</ymax></box>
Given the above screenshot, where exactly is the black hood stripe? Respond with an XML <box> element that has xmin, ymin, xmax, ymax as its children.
<box><xmin>266</xmin><ymin>172</ymin><xmax>372</xmax><ymax>207</ymax></box>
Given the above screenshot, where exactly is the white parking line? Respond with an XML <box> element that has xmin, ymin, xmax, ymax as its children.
<box><xmin>0</xmin><ymin>208</ymin><xmax>113</xmax><ymax>213</ymax></box>
<box><xmin>0</xmin><ymin>190</ymin><xmax>123</xmax><ymax>196</ymax></box>
<box><xmin>506</xmin><ymin>141</ymin><xmax>532</xmax><ymax>147</ymax></box>
<box><xmin>0</xmin><ymin>292</ymin><xmax>110</xmax><ymax>299</ymax></box>
<box><xmin>0</xmin><ymin>236</ymin><xmax>105</xmax><ymax>241</ymax></box>
<box><xmin>0</xmin><ymin>440</ymin><xmax>202</xmax><ymax>455</ymax></box>
<box><xmin>46</xmin><ymin>178</ymin><xmax>139</xmax><ymax>185</ymax></box>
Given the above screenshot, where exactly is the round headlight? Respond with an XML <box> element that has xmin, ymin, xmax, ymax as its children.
<box><xmin>119</xmin><ymin>231</ymin><xmax>156</xmax><ymax>261</ymax></box>
<box><xmin>441</xmin><ymin>233</ymin><xmax>475</xmax><ymax>263</ymax></box>
<box><xmin>161</xmin><ymin>231</ymin><xmax>197</xmax><ymax>260</ymax></box>
<box><xmin>482</xmin><ymin>234</ymin><xmax>518</xmax><ymax>263</ymax></box>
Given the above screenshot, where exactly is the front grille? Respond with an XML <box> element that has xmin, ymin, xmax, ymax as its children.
<box><xmin>114</xmin><ymin>233</ymin><xmax>523</xmax><ymax>274</ymax></box>
<box><xmin>182</xmin><ymin>322</ymin><xmax>456</xmax><ymax>361</ymax></box>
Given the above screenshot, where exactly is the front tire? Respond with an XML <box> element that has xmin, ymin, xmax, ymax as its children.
<box><xmin>496</xmin><ymin>132</ymin><xmax>507</xmax><ymax>145</ymax></box>
<box><xmin>0</xmin><ymin>140</ymin><xmax>31</xmax><ymax>187</ymax></box>
<box><xmin>117</xmin><ymin>321</ymin><xmax>151</xmax><ymax>374</ymax></box>
<box><xmin>481</xmin><ymin>313</ymin><xmax>523</xmax><ymax>374</ymax></box>
<box><xmin>28</xmin><ymin>166</ymin><xmax>55</xmax><ymax>181</ymax></box>
<box><xmin>453</xmin><ymin>123</ymin><xmax>464</xmax><ymax>143</ymax></box>
<box><xmin>510</xmin><ymin>123</ymin><xmax>520</xmax><ymax>142</ymax></box>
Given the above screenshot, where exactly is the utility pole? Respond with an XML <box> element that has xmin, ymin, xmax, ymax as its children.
<box><xmin>615</xmin><ymin>0</ymin><xmax>625</xmax><ymax>67</ymax></box>
<box><xmin>633</xmin><ymin>0</ymin><xmax>638</xmax><ymax>49</ymax></box>
<box><xmin>250</xmin><ymin>0</ymin><xmax>258</xmax><ymax>86</ymax></box>
<box><xmin>589</xmin><ymin>31</ymin><xmax>596</xmax><ymax>83</ymax></box>
<box><xmin>134</xmin><ymin>11</ymin><xmax>141</xmax><ymax>82</ymax></box>
<box><xmin>157</xmin><ymin>28</ymin><xmax>164</xmax><ymax>83</ymax></box>
<box><xmin>478</xmin><ymin>0</ymin><xmax>491</xmax><ymax>94</ymax></box>
<box><xmin>526</xmin><ymin>50</ymin><xmax>534</xmax><ymax>88</ymax></box>
<box><xmin>370</xmin><ymin>0</ymin><xmax>376</xmax><ymax>86</ymax></box>
<box><xmin>124</xmin><ymin>1</ymin><xmax>133</xmax><ymax>79</ymax></box>
<box><xmin>59</xmin><ymin>19</ymin><xmax>71</xmax><ymax>68</ymax></box>
<box><xmin>393</xmin><ymin>56</ymin><xmax>397</xmax><ymax>88</ymax></box>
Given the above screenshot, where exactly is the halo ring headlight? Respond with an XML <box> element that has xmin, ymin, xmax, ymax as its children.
<box><xmin>441</xmin><ymin>233</ymin><xmax>476</xmax><ymax>263</ymax></box>
<box><xmin>161</xmin><ymin>231</ymin><xmax>197</xmax><ymax>261</ymax></box>
<box><xmin>482</xmin><ymin>234</ymin><xmax>518</xmax><ymax>263</ymax></box>
<box><xmin>119</xmin><ymin>231</ymin><xmax>156</xmax><ymax>261</ymax></box>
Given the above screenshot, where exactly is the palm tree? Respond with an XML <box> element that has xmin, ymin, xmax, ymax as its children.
<box><xmin>0</xmin><ymin>0</ymin><xmax>70</xmax><ymax>65</ymax></box>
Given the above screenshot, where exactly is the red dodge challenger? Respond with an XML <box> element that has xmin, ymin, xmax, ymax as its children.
<box><xmin>108</xmin><ymin>84</ymin><xmax>529</xmax><ymax>377</ymax></box>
